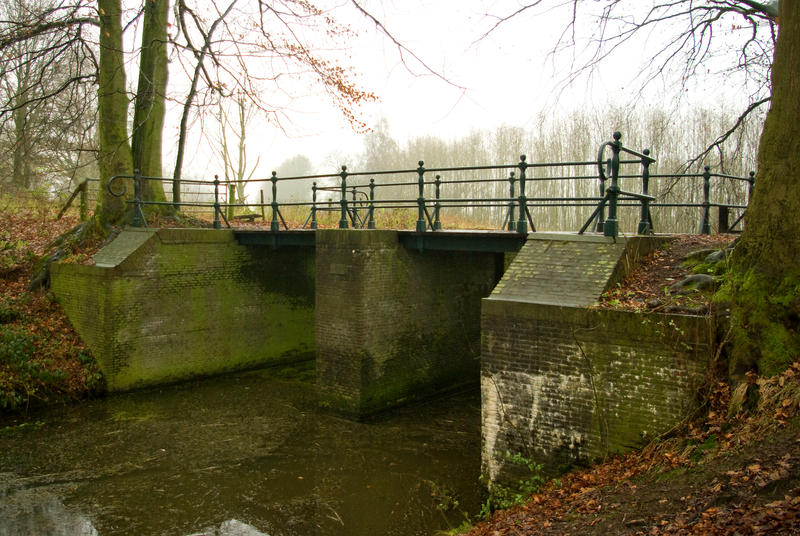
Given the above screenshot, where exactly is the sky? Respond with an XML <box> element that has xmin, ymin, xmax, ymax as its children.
<box><xmin>165</xmin><ymin>0</ymin><xmax>766</xmax><ymax>180</ymax></box>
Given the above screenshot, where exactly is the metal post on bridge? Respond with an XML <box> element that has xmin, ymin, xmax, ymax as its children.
<box><xmin>603</xmin><ymin>133</ymin><xmax>622</xmax><ymax>238</ymax></box>
<box><xmin>311</xmin><ymin>182</ymin><xmax>318</xmax><ymax>229</ymax></box>
<box><xmin>433</xmin><ymin>175</ymin><xmax>442</xmax><ymax>230</ymax></box>
<box><xmin>699</xmin><ymin>165</ymin><xmax>711</xmax><ymax>235</ymax></box>
<box><xmin>368</xmin><ymin>178</ymin><xmax>376</xmax><ymax>229</ymax></box>
<box><xmin>516</xmin><ymin>155</ymin><xmax>529</xmax><ymax>234</ymax></box>
<box><xmin>213</xmin><ymin>175</ymin><xmax>221</xmax><ymax>230</ymax></box>
<box><xmin>270</xmin><ymin>172</ymin><xmax>280</xmax><ymax>232</ymax></box>
<box><xmin>596</xmin><ymin>158</ymin><xmax>609</xmax><ymax>232</ymax></box>
<box><xmin>506</xmin><ymin>171</ymin><xmax>516</xmax><ymax>231</ymax></box>
<box><xmin>637</xmin><ymin>149</ymin><xmax>653</xmax><ymax>235</ymax></box>
<box><xmin>748</xmin><ymin>170</ymin><xmax>756</xmax><ymax>203</ymax></box>
<box><xmin>339</xmin><ymin>166</ymin><xmax>349</xmax><ymax>229</ymax></box>
<box><xmin>416</xmin><ymin>161</ymin><xmax>427</xmax><ymax>233</ymax></box>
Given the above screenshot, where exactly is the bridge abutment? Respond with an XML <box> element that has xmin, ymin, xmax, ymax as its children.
<box><xmin>481</xmin><ymin>234</ymin><xmax>712</xmax><ymax>481</ymax></box>
<box><xmin>51</xmin><ymin>228</ymin><xmax>315</xmax><ymax>390</ymax></box>
<box><xmin>315</xmin><ymin>229</ymin><xmax>498</xmax><ymax>415</ymax></box>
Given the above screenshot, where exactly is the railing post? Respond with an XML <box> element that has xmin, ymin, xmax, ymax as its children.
<box><xmin>213</xmin><ymin>175</ymin><xmax>221</xmax><ymax>229</ymax></box>
<box><xmin>506</xmin><ymin>171</ymin><xmax>516</xmax><ymax>231</ymax></box>
<box><xmin>699</xmin><ymin>165</ymin><xmax>711</xmax><ymax>235</ymax></box>
<box><xmin>270</xmin><ymin>171</ymin><xmax>280</xmax><ymax>232</ymax></box>
<box><xmin>748</xmin><ymin>171</ymin><xmax>755</xmax><ymax>203</ymax></box>
<box><xmin>368</xmin><ymin>178</ymin><xmax>376</xmax><ymax>229</ymax></box>
<box><xmin>637</xmin><ymin>148</ymin><xmax>652</xmax><ymax>235</ymax></box>
<box><xmin>350</xmin><ymin>187</ymin><xmax>359</xmax><ymax>226</ymax></box>
<box><xmin>132</xmin><ymin>168</ymin><xmax>144</xmax><ymax>228</ymax></box>
<box><xmin>516</xmin><ymin>155</ymin><xmax>529</xmax><ymax>234</ymax></box>
<box><xmin>604</xmin><ymin>133</ymin><xmax>622</xmax><ymax>238</ymax></box>
<box><xmin>311</xmin><ymin>182</ymin><xmax>318</xmax><ymax>229</ymax></box>
<box><xmin>433</xmin><ymin>174</ymin><xmax>442</xmax><ymax>230</ymax></box>
<box><xmin>339</xmin><ymin>166</ymin><xmax>349</xmax><ymax>229</ymax></box>
<box><xmin>416</xmin><ymin>160</ymin><xmax>427</xmax><ymax>233</ymax></box>
<box><xmin>79</xmin><ymin>179</ymin><xmax>88</xmax><ymax>221</ymax></box>
<box><xmin>596</xmin><ymin>158</ymin><xmax>609</xmax><ymax>232</ymax></box>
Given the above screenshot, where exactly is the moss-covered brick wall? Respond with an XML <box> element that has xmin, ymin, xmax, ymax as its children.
<box><xmin>315</xmin><ymin>229</ymin><xmax>499</xmax><ymax>415</ymax></box>
<box><xmin>51</xmin><ymin>228</ymin><xmax>315</xmax><ymax>390</ymax></box>
<box><xmin>481</xmin><ymin>300</ymin><xmax>712</xmax><ymax>482</ymax></box>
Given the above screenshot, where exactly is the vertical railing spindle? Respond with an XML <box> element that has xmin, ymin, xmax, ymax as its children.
<box><xmin>507</xmin><ymin>171</ymin><xmax>516</xmax><ymax>231</ymax></box>
<box><xmin>213</xmin><ymin>174</ymin><xmax>221</xmax><ymax>229</ymax></box>
<box><xmin>637</xmin><ymin>148</ymin><xmax>652</xmax><ymax>234</ymax></box>
<box><xmin>270</xmin><ymin>171</ymin><xmax>280</xmax><ymax>231</ymax></box>
<box><xmin>368</xmin><ymin>178</ymin><xmax>376</xmax><ymax>229</ymax></box>
<box><xmin>699</xmin><ymin>165</ymin><xmax>711</xmax><ymax>235</ymax></box>
<box><xmin>516</xmin><ymin>155</ymin><xmax>529</xmax><ymax>234</ymax></box>
<box><xmin>311</xmin><ymin>182</ymin><xmax>318</xmax><ymax>229</ymax></box>
<box><xmin>416</xmin><ymin>160</ymin><xmax>427</xmax><ymax>233</ymax></box>
<box><xmin>433</xmin><ymin>174</ymin><xmax>442</xmax><ymax>230</ymax></box>
<box><xmin>339</xmin><ymin>166</ymin><xmax>349</xmax><ymax>229</ymax></box>
<box><xmin>603</xmin><ymin>133</ymin><xmax>622</xmax><ymax>238</ymax></box>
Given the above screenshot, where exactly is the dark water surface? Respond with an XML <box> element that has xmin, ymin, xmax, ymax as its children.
<box><xmin>0</xmin><ymin>366</ymin><xmax>482</xmax><ymax>535</ymax></box>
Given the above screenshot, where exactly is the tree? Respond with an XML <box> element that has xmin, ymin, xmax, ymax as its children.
<box><xmin>726</xmin><ymin>0</ymin><xmax>800</xmax><ymax>376</ymax></box>
<box><xmin>0</xmin><ymin>0</ymin><xmax>97</xmax><ymax>191</ymax></box>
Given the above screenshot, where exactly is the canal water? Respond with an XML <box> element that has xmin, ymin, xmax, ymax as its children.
<box><xmin>0</xmin><ymin>364</ymin><xmax>483</xmax><ymax>535</ymax></box>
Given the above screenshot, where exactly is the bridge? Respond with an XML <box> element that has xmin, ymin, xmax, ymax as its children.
<box><xmin>52</xmin><ymin>131</ymin><xmax>749</xmax><ymax>478</ymax></box>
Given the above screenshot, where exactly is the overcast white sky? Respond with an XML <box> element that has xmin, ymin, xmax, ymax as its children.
<box><xmin>167</xmin><ymin>0</ymin><xmax>761</xmax><ymax>179</ymax></box>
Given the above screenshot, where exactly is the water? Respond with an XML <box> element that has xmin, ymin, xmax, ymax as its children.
<box><xmin>0</xmin><ymin>365</ymin><xmax>482</xmax><ymax>535</ymax></box>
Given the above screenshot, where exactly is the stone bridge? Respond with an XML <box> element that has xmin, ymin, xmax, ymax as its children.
<box><xmin>52</xmin><ymin>227</ymin><xmax>712</xmax><ymax>478</ymax></box>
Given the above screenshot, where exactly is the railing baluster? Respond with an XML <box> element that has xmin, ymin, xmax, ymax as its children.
<box><xmin>506</xmin><ymin>171</ymin><xmax>516</xmax><ymax>231</ymax></box>
<box><xmin>416</xmin><ymin>161</ymin><xmax>427</xmax><ymax>233</ymax></box>
<box><xmin>213</xmin><ymin>174</ymin><xmax>221</xmax><ymax>229</ymax></box>
<box><xmin>596</xmin><ymin>158</ymin><xmax>609</xmax><ymax>232</ymax></box>
<box><xmin>311</xmin><ymin>181</ymin><xmax>318</xmax><ymax>229</ymax></box>
<box><xmin>699</xmin><ymin>165</ymin><xmax>711</xmax><ymax>235</ymax></box>
<box><xmin>368</xmin><ymin>178</ymin><xmax>376</xmax><ymax>229</ymax></box>
<box><xmin>433</xmin><ymin>174</ymin><xmax>442</xmax><ymax>230</ymax></box>
<box><xmin>270</xmin><ymin>172</ymin><xmax>280</xmax><ymax>231</ymax></box>
<box><xmin>637</xmin><ymin>148</ymin><xmax>652</xmax><ymax>235</ymax></box>
<box><xmin>604</xmin><ymin>133</ymin><xmax>622</xmax><ymax>238</ymax></box>
<box><xmin>516</xmin><ymin>155</ymin><xmax>528</xmax><ymax>234</ymax></box>
<box><xmin>339</xmin><ymin>166</ymin><xmax>349</xmax><ymax>229</ymax></box>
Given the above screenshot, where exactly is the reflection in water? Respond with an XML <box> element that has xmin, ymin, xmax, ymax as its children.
<box><xmin>0</xmin><ymin>487</ymin><xmax>98</xmax><ymax>536</ymax></box>
<box><xmin>0</xmin><ymin>366</ymin><xmax>482</xmax><ymax>535</ymax></box>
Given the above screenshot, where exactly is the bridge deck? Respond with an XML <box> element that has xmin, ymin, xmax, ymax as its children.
<box><xmin>232</xmin><ymin>228</ymin><xmax>529</xmax><ymax>252</ymax></box>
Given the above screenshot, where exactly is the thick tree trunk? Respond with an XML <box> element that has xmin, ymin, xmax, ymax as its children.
<box><xmin>726</xmin><ymin>1</ymin><xmax>800</xmax><ymax>377</ymax></box>
<box><xmin>131</xmin><ymin>0</ymin><xmax>169</xmax><ymax>206</ymax></box>
<box><xmin>96</xmin><ymin>0</ymin><xmax>133</xmax><ymax>226</ymax></box>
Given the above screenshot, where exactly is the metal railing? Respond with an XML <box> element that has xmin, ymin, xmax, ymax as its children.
<box><xmin>100</xmin><ymin>131</ymin><xmax>754</xmax><ymax>238</ymax></box>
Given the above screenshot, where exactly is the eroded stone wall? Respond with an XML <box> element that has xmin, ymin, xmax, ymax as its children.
<box><xmin>52</xmin><ymin>228</ymin><xmax>315</xmax><ymax>390</ymax></box>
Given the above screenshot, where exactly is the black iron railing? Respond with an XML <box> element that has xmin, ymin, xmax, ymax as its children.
<box><xmin>102</xmin><ymin>131</ymin><xmax>754</xmax><ymax>238</ymax></box>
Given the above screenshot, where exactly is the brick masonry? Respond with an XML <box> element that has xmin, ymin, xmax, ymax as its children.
<box><xmin>481</xmin><ymin>234</ymin><xmax>712</xmax><ymax>481</ymax></box>
<box><xmin>51</xmin><ymin>228</ymin><xmax>315</xmax><ymax>390</ymax></box>
<box><xmin>315</xmin><ymin>229</ymin><xmax>499</xmax><ymax>415</ymax></box>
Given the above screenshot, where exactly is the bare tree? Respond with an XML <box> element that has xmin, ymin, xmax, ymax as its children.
<box><xmin>480</xmin><ymin>0</ymin><xmax>775</xmax><ymax>170</ymax></box>
<box><xmin>0</xmin><ymin>0</ymin><xmax>97</xmax><ymax>191</ymax></box>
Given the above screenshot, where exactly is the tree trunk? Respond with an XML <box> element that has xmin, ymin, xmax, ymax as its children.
<box><xmin>726</xmin><ymin>1</ymin><xmax>800</xmax><ymax>377</ymax></box>
<box><xmin>131</xmin><ymin>0</ymin><xmax>169</xmax><ymax>206</ymax></box>
<box><xmin>12</xmin><ymin>102</ymin><xmax>30</xmax><ymax>188</ymax></box>
<box><xmin>96</xmin><ymin>0</ymin><xmax>133</xmax><ymax>227</ymax></box>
